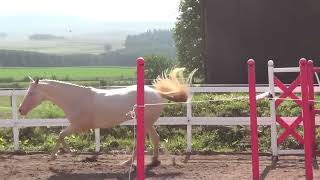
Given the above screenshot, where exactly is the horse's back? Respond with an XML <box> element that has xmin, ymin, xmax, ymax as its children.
<box><xmin>90</xmin><ymin>85</ymin><xmax>163</xmax><ymax>128</ymax></box>
<box><xmin>92</xmin><ymin>85</ymin><xmax>162</xmax><ymax>104</ymax></box>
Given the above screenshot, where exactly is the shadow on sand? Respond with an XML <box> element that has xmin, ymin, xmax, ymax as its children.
<box><xmin>48</xmin><ymin>165</ymin><xmax>182</xmax><ymax>180</ymax></box>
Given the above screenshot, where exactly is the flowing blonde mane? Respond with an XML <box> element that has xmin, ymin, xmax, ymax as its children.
<box><xmin>152</xmin><ymin>68</ymin><xmax>197</xmax><ymax>102</ymax></box>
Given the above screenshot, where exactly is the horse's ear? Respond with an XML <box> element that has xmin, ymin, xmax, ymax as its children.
<box><xmin>28</xmin><ymin>76</ymin><xmax>34</xmax><ymax>82</ymax></box>
<box><xmin>35</xmin><ymin>79</ymin><xmax>39</xmax><ymax>84</ymax></box>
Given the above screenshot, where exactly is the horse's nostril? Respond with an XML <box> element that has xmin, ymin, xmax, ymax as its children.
<box><xmin>18</xmin><ymin>108</ymin><xmax>22</xmax><ymax>113</ymax></box>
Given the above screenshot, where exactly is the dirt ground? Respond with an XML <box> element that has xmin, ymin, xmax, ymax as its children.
<box><xmin>0</xmin><ymin>152</ymin><xmax>319</xmax><ymax>180</ymax></box>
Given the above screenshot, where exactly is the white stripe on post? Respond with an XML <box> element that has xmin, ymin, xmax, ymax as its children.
<box><xmin>94</xmin><ymin>128</ymin><xmax>100</xmax><ymax>152</ymax></box>
<box><xmin>186</xmin><ymin>93</ymin><xmax>193</xmax><ymax>152</ymax></box>
<box><xmin>11</xmin><ymin>95</ymin><xmax>19</xmax><ymax>151</ymax></box>
<box><xmin>268</xmin><ymin>60</ymin><xmax>278</xmax><ymax>157</ymax></box>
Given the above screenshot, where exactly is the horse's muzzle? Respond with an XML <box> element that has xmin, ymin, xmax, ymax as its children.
<box><xmin>18</xmin><ymin>107</ymin><xmax>27</xmax><ymax>115</ymax></box>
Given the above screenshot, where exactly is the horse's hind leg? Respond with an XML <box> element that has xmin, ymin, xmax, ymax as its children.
<box><xmin>120</xmin><ymin>127</ymin><xmax>148</xmax><ymax>166</ymax></box>
<box><xmin>120</xmin><ymin>148</ymin><xmax>136</xmax><ymax>166</ymax></box>
<box><xmin>120</xmin><ymin>125</ymin><xmax>160</xmax><ymax>167</ymax></box>
<box><xmin>50</xmin><ymin>126</ymin><xmax>74</xmax><ymax>160</ymax></box>
<box><xmin>120</xmin><ymin>131</ymin><xmax>145</xmax><ymax>167</ymax></box>
<box><xmin>147</xmin><ymin>125</ymin><xmax>161</xmax><ymax>167</ymax></box>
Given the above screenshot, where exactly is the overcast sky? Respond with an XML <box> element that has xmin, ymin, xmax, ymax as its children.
<box><xmin>0</xmin><ymin>0</ymin><xmax>180</xmax><ymax>22</ymax></box>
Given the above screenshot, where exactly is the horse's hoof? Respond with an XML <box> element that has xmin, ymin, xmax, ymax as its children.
<box><xmin>68</xmin><ymin>149</ymin><xmax>77</xmax><ymax>153</ymax></box>
<box><xmin>81</xmin><ymin>156</ymin><xmax>98</xmax><ymax>162</ymax></box>
<box><xmin>70</xmin><ymin>150</ymin><xmax>77</xmax><ymax>157</ymax></box>
<box><xmin>172</xmin><ymin>157</ymin><xmax>176</xmax><ymax>166</ymax></box>
<box><xmin>183</xmin><ymin>153</ymin><xmax>191</xmax><ymax>163</ymax></box>
<box><xmin>61</xmin><ymin>147</ymin><xmax>76</xmax><ymax>154</ymax></box>
<box><xmin>49</xmin><ymin>154</ymin><xmax>57</xmax><ymax>161</ymax></box>
<box><xmin>148</xmin><ymin>159</ymin><xmax>161</xmax><ymax>167</ymax></box>
<box><xmin>57</xmin><ymin>148</ymin><xmax>65</xmax><ymax>155</ymax></box>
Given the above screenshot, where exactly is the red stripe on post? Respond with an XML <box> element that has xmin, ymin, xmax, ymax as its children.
<box><xmin>247</xmin><ymin>59</ymin><xmax>260</xmax><ymax>180</ymax></box>
<box><xmin>136</xmin><ymin>57</ymin><xmax>145</xmax><ymax>180</ymax></box>
<box><xmin>300</xmin><ymin>58</ymin><xmax>313</xmax><ymax>180</ymax></box>
<box><xmin>307</xmin><ymin>60</ymin><xmax>316</xmax><ymax>158</ymax></box>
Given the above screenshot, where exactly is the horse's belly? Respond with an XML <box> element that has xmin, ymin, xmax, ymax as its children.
<box><xmin>94</xmin><ymin>115</ymin><xmax>127</xmax><ymax>128</ymax></box>
<box><xmin>91</xmin><ymin>106</ymin><xmax>131</xmax><ymax>128</ymax></box>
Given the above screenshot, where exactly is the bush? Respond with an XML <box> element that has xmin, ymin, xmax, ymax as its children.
<box><xmin>144</xmin><ymin>55</ymin><xmax>177</xmax><ymax>84</ymax></box>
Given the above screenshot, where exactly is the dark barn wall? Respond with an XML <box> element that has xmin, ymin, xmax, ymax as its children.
<box><xmin>202</xmin><ymin>0</ymin><xmax>320</xmax><ymax>84</ymax></box>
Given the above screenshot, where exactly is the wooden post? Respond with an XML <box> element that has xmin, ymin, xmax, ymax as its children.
<box><xmin>307</xmin><ymin>60</ymin><xmax>316</xmax><ymax>158</ymax></box>
<box><xmin>136</xmin><ymin>57</ymin><xmax>145</xmax><ymax>180</ymax></box>
<box><xmin>268</xmin><ymin>60</ymin><xmax>278</xmax><ymax>160</ymax></box>
<box><xmin>94</xmin><ymin>128</ymin><xmax>100</xmax><ymax>152</ymax></box>
<box><xmin>248</xmin><ymin>59</ymin><xmax>260</xmax><ymax>180</ymax></box>
<box><xmin>300</xmin><ymin>58</ymin><xmax>313</xmax><ymax>180</ymax></box>
<box><xmin>186</xmin><ymin>93</ymin><xmax>193</xmax><ymax>153</ymax></box>
<box><xmin>11</xmin><ymin>94</ymin><xmax>19</xmax><ymax>151</ymax></box>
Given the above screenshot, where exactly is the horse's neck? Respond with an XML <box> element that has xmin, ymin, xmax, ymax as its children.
<box><xmin>39</xmin><ymin>81</ymin><xmax>91</xmax><ymax>116</ymax></box>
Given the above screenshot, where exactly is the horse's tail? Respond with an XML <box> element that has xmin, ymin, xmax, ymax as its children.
<box><xmin>153</xmin><ymin>68</ymin><xmax>197</xmax><ymax>102</ymax></box>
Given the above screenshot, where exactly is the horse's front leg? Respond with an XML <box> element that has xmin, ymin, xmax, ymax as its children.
<box><xmin>50</xmin><ymin>126</ymin><xmax>74</xmax><ymax>160</ymax></box>
<box><xmin>60</xmin><ymin>138</ymin><xmax>77</xmax><ymax>154</ymax></box>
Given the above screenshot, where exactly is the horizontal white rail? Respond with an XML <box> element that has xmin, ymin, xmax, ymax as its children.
<box><xmin>2</xmin><ymin>117</ymin><xmax>320</xmax><ymax>128</ymax></box>
<box><xmin>274</xmin><ymin>67</ymin><xmax>300</xmax><ymax>73</ymax></box>
<box><xmin>278</xmin><ymin>149</ymin><xmax>305</xmax><ymax>155</ymax></box>
<box><xmin>2</xmin><ymin>86</ymin><xmax>320</xmax><ymax>97</ymax></box>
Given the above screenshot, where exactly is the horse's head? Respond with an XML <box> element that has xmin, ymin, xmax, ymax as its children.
<box><xmin>18</xmin><ymin>77</ymin><xmax>45</xmax><ymax>115</ymax></box>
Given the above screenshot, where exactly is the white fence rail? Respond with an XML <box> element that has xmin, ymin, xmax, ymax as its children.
<box><xmin>1</xmin><ymin>85</ymin><xmax>320</xmax><ymax>153</ymax></box>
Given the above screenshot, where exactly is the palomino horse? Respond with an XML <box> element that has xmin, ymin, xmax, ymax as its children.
<box><xmin>18</xmin><ymin>68</ymin><xmax>196</xmax><ymax>166</ymax></box>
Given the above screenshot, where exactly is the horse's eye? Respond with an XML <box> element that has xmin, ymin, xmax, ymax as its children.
<box><xmin>29</xmin><ymin>92</ymin><xmax>34</xmax><ymax>96</ymax></box>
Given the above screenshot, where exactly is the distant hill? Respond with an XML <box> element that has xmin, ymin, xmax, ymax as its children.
<box><xmin>29</xmin><ymin>34</ymin><xmax>65</xmax><ymax>40</ymax></box>
<box><xmin>0</xmin><ymin>15</ymin><xmax>174</xmax><ymax>41</ymax></box>
<box><xmin>0</xmin><ymin>33</ymin><xmax>7</xmax><ymax>39</ymax></box>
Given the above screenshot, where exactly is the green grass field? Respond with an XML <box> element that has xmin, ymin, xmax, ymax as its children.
<box><xmin>0</xmin><ymin>67</ymin><xmax>135</xmax><ymax>81</ymax></box>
